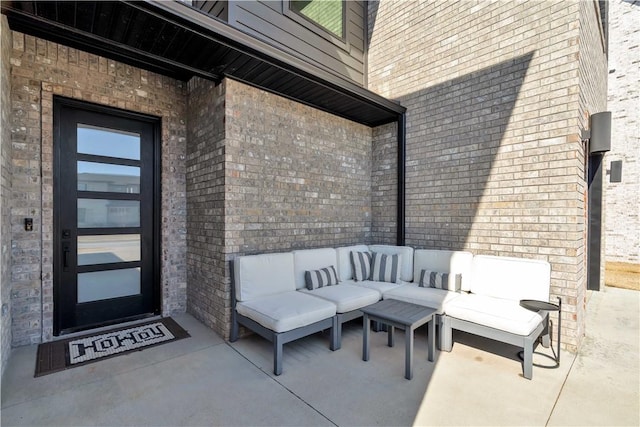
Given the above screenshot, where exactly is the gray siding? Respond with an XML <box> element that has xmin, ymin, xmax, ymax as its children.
<box><xmin>195</xmin><ymin>0</ymin><xmax>366</xmax><ymax>86</ymax></box>
<box><xmin>194</xmin><ymin>0</ymin><xmax>228</xmax><ymax>22</ymax></box>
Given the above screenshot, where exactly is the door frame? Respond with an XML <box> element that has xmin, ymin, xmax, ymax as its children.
<box><xmin>52</xmin><ymin>96</ymin><xmax>162</xmax><ymax>335</ymax></box>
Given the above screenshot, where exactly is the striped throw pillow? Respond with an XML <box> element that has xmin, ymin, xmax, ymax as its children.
<box><xmin>370</xmin><ymin>252</ymin><xmax>401</xmax><ymax>283</ymax></box>
<box><xmin>305</xmin><ymin>266</ymin><xmax>339</xmax><ymax>290</ymax></box>
<box><xmin>350</xmin><ymin>251</ymin><xmax>372</xmax><ymax>282</ymax></box>
<box><xmin>419</xmin><ymin>270</ymin><xmax>462</xmax><ymax>291</ymax></box>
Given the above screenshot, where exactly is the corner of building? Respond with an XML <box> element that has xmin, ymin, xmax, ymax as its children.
<box><xmin>1</xmin><ymin>13</ymin><xmax>14</xmax><ymax>378</ymax></box>
<box><xmin>366</xmin><ymin>0</ymin><xmax>609</xmax><ymax>352</ymax></box>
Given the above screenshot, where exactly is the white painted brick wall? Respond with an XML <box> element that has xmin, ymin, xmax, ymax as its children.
<box><xmin>605</xmin><ymin>0</ymin><xmax>640</xmax><ymax>264</ymax></box>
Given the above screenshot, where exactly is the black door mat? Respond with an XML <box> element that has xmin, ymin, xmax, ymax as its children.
<box><xmin>35</xmin><ymin>317</ymin><xmax>190</xmax><ymax>377</ymax></box>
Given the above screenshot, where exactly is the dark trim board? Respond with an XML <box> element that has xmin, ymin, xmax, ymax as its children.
<box><xmin>2</xmin><ymin>0</ymin><xmax>405</xmax><ymax>127</ymax></box>
<box><xmin>397</xmin><ymin>113</ymin><xmax>406</xmax><ymax>246</ymax></box>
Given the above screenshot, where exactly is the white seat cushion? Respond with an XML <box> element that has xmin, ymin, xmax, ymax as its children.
<box><xmin>445</xmin><ymin>293</ymin><xmax>544</xmax><ymax>336</ymax></box>
<box><xmin>236</xmin><ymin>291</ymin><xmax>336</xmax><ymax>333</ymax></box>
<box><xmin>234</xmin><ymin>252</ymin><xmax>296</xmax><ymax>301</ymax></box>
<box><xmin>346</xmin><ymin>279</ymin><xmax>403</xmax><ymax>295</ymax></box>
<box><xmin>383</xmin><ymin>284</ymin><xmax>461</xmax><ymax>313</ymax></box>
<box><xmin>300</xmin><ymin>284</ymin><xmax>380</xmax><ymax>313</ymax></box>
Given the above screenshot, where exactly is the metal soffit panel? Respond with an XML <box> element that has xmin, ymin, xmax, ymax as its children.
<box><xmin>1</xmin><ymin>0</ymin><xmax>404</xmax><ymax>127</ymax></box>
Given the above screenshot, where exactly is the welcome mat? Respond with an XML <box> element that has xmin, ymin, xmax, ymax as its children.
<box><xmin>35</xmin><ymin>317</ymin><xmax>190</xmax><ymax>377</ymax></box>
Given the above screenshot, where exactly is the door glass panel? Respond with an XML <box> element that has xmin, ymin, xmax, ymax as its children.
<box><xmin>78</xmin><ymin>235</ymin><xmax>141</xmax><ymax>265</ymax></box>
<box><xmin>77</xmin><ymin>268</ymin><xmax>141</xmax><ymax>303</ymax></box>
<box><xmin>77</xmin><ymin>124</ymin><xmax>140</xmax><ymax>160</ymax></box>
<box><xmin>78</xmin><ymin>199</ymin><xmax>140</xmax><ymax>228</ymax></box>
<box><xmin>77</xmin><ymin>162</ymin><xmax>140</xmax><ymax>193</ymax></box>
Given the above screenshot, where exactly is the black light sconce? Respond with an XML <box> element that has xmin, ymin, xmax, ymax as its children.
<box><xmin>586</xmin><ymin>111</ymin><xmax>611</xmax><ymax>292</ymax></box>
<box><xmin>588</xmin><ymin>112</ymin><xmax>612</xmax><ymax>154</ymax></box>
<box><xmin>609</xmin><ymin>160</ymin><xmax>622</xmax><ymax>183</ymax></box>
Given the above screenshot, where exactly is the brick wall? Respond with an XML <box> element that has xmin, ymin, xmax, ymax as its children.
<box><xmin>218</xmin><ymin>78</ymin><xmax>372</xmax><ymax>337</ymax></box>
<box><xmin>368</xmin><ymin>0</ymin><xmax>606</xmax><ymax>351</ymax></box>
<box><xmin>5</xmin><ymin>30</ymin><xmax>376</xmax><ymax>344</ymax></box>
<box><xmin>371</xmin><ymin>122</ymin><xmax>397</xmax><ymax>245</ymax></box>
<box><xmin>185</xmin><ymin>78</ymin><xmax>375</xmax><ymax>339</ymax></box>
<box><xmin>224</xmin><ymin>78</ymin><xmax>373</xmax><ymax>254</ymax></box>
<box><xmin>576</xmin><ymin>0</ymin><xmax>609</xmax><ymax>333</ymax></box>
<box><xmin>8</xmin><ymin>31</ymin><xmax>188</xmax><ymax>345</ymax></box>
<box><xmin>186</xmin><ymin>77</ymin><xmax>228</xmax><ymax>335</ymax></box>
<box><xmin>1</xmin><ymin>15</ymin><xmax>13</xmax><ymax>375</ymax></box>
<box><xmin>605</xmin><ymin>0</ymin><xmax>640</xmax><ymax>265</ymax></box>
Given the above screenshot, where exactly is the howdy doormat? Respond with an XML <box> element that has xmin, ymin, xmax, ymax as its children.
<box><xmin>34</xmin><ymin>317</ymin><xmax>190</xmax><ymax>377</ymax></box>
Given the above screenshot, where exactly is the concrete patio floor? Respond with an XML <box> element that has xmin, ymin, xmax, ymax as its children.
<box><xmin>1</xmin><ymin>286</ymin><xmax>638</xmax><ymax>426</ymax></box>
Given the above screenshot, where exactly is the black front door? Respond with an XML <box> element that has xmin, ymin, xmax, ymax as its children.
<box><xmin>53</xmin><ymin>98</ymin><xmax>160</xmax><ymax>335</ymax></box>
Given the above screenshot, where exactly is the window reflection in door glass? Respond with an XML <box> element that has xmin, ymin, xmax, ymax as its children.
<box><xmin>78</xmin><ymin>234</ymin><xmax>141</xmax><ymax>265</ymax></box>
<box><xmin>77</xmin><ymin>161</ymin><xmax>140</xmax><ymax>193</ymax></box>
<box><xmin>77</xmin><ymin>124</ymin><xmax>140</xmax><ymax>160</ymax></box>
<box><xmin>78</xmin><ymin>268</ymin><xmax>141</xmax><ymax>303</ymax></box>
<box><xmin>77</xmin><ymin>199</ymin><xmax>140</xmax><ymax>228</ymax></box>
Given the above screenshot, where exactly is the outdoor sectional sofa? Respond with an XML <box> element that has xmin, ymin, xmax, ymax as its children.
<box><xmin>230</xmin><ymin>244</ymin><xmax>552</xmax><ymax>379</ymax></box>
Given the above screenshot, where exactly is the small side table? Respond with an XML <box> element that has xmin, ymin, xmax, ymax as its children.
<box><xmin>361</xmin><ymin>299</ymin><xmax>437</xmax><ymax>380</ymax></box>
<box><xmin>520</xmin><ymin>297</ymin><xmax>562</xmax><ymax>365</ymax></box>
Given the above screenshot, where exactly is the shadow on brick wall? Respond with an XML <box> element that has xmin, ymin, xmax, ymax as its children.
<box><xmin>396</xmin><ymin>52</ymin><xmax>535</xmax><ymax>249</ymax></box>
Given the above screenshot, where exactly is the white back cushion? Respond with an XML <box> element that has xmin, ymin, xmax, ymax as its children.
<box><xmin>336</xmin><ymin>245</ymin><xmax>370</xmax><ymax>281</ymax></box>
<box><xmin>368</xmin><ymin>245</ymin><xmax>414</xmax><ymax>282</ymax></box>
<box><xmin>234</xmin><ymin>252</ymin><xmax>296</xmax><ymax>301</ymax></box>
<box><xmin>413</xmin><ymin>250</ymin><xmax>474</xmax><ymax>291</ymax></box>
<box><xmin>292</xmin><ymin>248</ymin><xmax>338</xmax><ymax>290</ymax></box>
<box><xmin>469</xmin><ymin>255</ymin><xmax>551</xmax><ymax>301</ymax></box>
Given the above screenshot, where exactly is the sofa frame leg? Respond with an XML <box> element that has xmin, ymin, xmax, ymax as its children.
<box><xmin>523</xmin><ymin>339</ymin><xmax>534</xmax><ymax>380</ymax></box>
<box><xmin>440</xmin><ymin>315</ymin><xmax>453</xmax><ymax>352</ymax></box>
<box><xmin>541</xmin><ymin>333</ymin><xmax>551</xmax><ymax>348</ymax></box>
<box><xmin>273</xmin><ymin>334</ymin><xmax>284</xmax><ymax>376</ymax></box>
<box><xmin>540</xmin><ymin>316</ymin><xmax>551</xmax><ymax>348</ymax></box>
<box><xmin>372</xmin><ymin>320</ymin><xmax>383</xmax><ymax>332</ymax></box>
<box><xmin>230</xmin><ymin>311</ymin><xmax>239</xmax><ymax>342</ymax></box>
<box><xmin>330</xmin><ymin>316</ymin><xmax>340</xmax><ymax>351</ymax></box>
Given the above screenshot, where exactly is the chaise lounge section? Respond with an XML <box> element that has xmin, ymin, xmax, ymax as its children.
<box><xmin>441</xmin><ymin>255</ymin><xmax>552</xmax><ymax>379</ymax></box>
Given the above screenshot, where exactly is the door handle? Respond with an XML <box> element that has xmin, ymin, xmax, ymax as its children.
<box><xmin>63</xmin><ymin>245</ymin><xmax>70</xmax><ymax>271</ymax></box>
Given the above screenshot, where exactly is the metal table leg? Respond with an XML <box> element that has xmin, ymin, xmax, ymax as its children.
<box><xmin>557</xmin><ymin>297</ymin><xmax>562</xmax><ymax>364</ymax></box>
<box><xmin>363</xmin><ymin>314</ymin><xmax>370</xmax><ymax>361</ymax></box>
<box><xmin>427</xmin><ymin>316</ymin><xmax>435</xmax><ymax>362</ymax></box>
<box><xmin>405</xmin><ymin>326</ymin><xmax>414</xmax><ymax>380</ymax></box>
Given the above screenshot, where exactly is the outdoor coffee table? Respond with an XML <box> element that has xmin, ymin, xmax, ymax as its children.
<box><xmin>361</xmin><ymin>299</ymin><xmax>437</xmax><ymax>380</ymax></box>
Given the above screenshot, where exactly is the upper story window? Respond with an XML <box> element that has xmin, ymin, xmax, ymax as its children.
<box><xmin>290</xmin><ymin>0</ymin><xmax>344</xmax><ymax>39</ymax></box>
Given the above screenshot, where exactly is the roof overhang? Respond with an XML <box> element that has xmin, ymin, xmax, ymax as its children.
<box><xmin>1</xmin><ymin>0</ymin><xmax>405</xmax><ymax>127</ymax></box>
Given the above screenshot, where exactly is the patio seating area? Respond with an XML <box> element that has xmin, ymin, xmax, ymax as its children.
<box><xmin>2</xmin><ymin>286</ymin><xmax>638</xmax><ymax>426</ymax></box>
